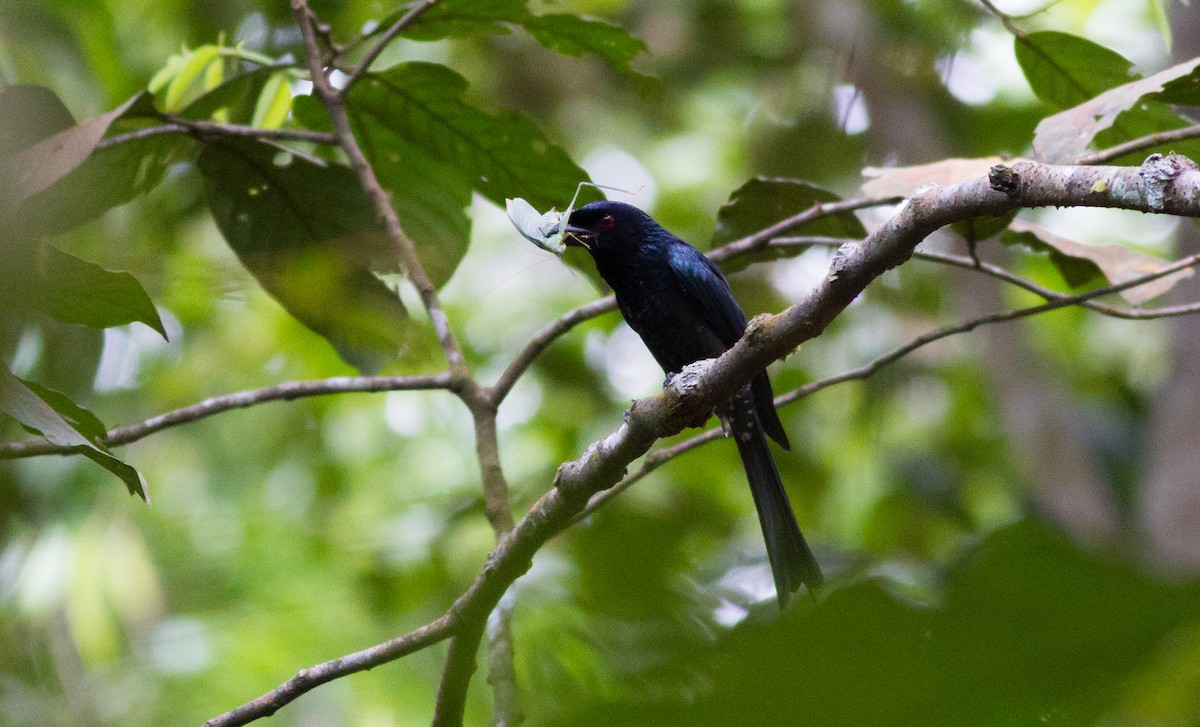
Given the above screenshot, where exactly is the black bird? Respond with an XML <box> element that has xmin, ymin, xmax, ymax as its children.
<box><xmin>565</xmin><ymin>200</ymin><xmax>823</xmax><ymax>606</ymax></box>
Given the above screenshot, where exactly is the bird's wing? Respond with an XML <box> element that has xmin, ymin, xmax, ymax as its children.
<box><xmin>667</xmin><ymin>242</ymin><xmax>792</xmax><ymax>450</ymax></box>
<box><xmin>665</xmin><ymin>242</ymin><xmax>747</xmax><ymax>348</ymax></box>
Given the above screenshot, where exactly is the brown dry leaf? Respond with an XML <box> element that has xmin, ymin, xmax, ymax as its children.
<box><xmin>1032</xmin><ymin>57</ymin><xmax>1200</xmax><ymax>164</ymax></box>
<box><xmin>1008</xmin><ymin>220</ymin><xmax>1192</xmax><ymax>305</ymax></box>
<box><xmin>861</xmin><ymin>157</ymin><xmax>1024</xmax><ymax>198</ymax></box>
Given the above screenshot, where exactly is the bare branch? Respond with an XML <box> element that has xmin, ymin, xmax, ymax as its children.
<box><xmin>486</xmin><ymin>592</ymin><xmax>522</xmax><ymax>727</ymax></box>
<box><xmin>202</xmin><ymin>615</ymin><xmax>454</xmax><ymax>727</ymax></box>
<box><xmin>0</xmin><ymin>374</ymin><xmax>453</xmax><ymax>460</ymax></box>
<box><xmin>291</xmin><ymin>0</ymin><xmax>467</xmax><ymax>378</ymax></box>
<box><xmin>161</xmin><ymin>116</ymin><xmax>339</xmax><ymax>145</ymax></box>
<box><xmin>768</xmin><ymin>237</ymin><xmax>1200</xmax><ymax>320</ymax></box>
<box><xmin>95</xmin><ymin>121</ymin><xmax>337</xmax><ymax>153</ymax></box>
<box><xmin>1076</xmin><ymin>123</ymin><xmax>1200</xmax><ymax>166</ymax></box>
<box><xmin>707</xmin><ymin>196</ymin><xmax>899</xmax><ymax>263</ymax></box>
<box><xmin>490</xmin><ymin>296</ymin><xmax>617</xmax><ymax>401</ymax></box>
<box><xmin>342</xmin><ymin>0</ymin><xmax>439</xmax><ymax>94</ymax></box>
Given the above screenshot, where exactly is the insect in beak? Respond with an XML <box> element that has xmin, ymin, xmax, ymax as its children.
<box><xmin>563</xmin><ymin>226</ymin><xmax>593</xmax><ymax>250</ymax></box>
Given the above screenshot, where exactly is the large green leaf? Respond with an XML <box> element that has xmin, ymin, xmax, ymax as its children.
<box><xmin>295</xmin><ymin>96</ymin><xmax>473</xmax><ymax>288</ymax></box>
<box><xmin>0</xmin><ymin>364</ymin><xmax>148</xmax><ymax>502</ymax></box>
<box><xmin>27</xmin><ymin>243</ymin><xmax>166</xmax><ymax>337</ymax></box>
<box><xmin>1015</xmin><ymin>31</ymin><xmax>1134</xmax><ymax>110</ymax></box>
<box><xmin>345</xmin><ymin>63</ymin><xmax>591</xmax><ymax>212</ymax></box>
<box><xmin>197</xmin><ymin>138</ymin><xmax>408</xmax><ymax>374</ymax></box>
<box><xmin>521</xmin><ymin>14</ymin><xmax>654</xmax><ymax>91</ymax></box>
<box><xmin>393</xmin><ymin>0</ymin><xmax>527</xmax><ymax>40</ymax></box>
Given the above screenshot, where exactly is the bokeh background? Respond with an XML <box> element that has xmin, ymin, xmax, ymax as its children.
<box><xmin>4</xmin><ymin>0</ymin><xmax>1200</xmax><ymax>725</ymax></box>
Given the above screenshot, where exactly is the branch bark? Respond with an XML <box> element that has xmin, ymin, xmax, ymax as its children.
<box><xmin>0</xmin><ymin>374</ymin><xmax>453</xmax><ymax>459</ymax></box>
<box><xmin>203</xmin><ymin>154</ymin><xmax>1200</xmax><ymax>727</ymax></box>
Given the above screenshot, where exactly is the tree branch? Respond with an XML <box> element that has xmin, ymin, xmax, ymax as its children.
<box><xmin>201</xmin><ymin>615</ymin><xmax>454</xmax><ymax>727</ymax></box>
<box><xmin>289</xmin><ymin>5</ymin><xmax>519</xmax><ymax>721</ymax></box>
<box><xmin>0</xmin><ymin>374</ymin><xmax>453</xmax><ymax>460</ymax></box>
<box><xmin>203</xmin><ymin>154</ymin><xmax>1200</xmax><ymax>727</ymax></box>
<box><xmin>291</xmin><ymin>0</ymin><xmax>467</xmax><ymax>378</ymax></box>
<box><xmin>1076</xmin><ymin>123</ymin><xmax>1200</xmax><ymax>166</ymax></box>
<box><xmin>95</xmin><ymin>121</ymin><xmax>337</xmax><ymax>152</ymax></box>
<box><xmin>490</xmin><ymin>296</ymin><xmax>617</xmax><ymax>401</ymax></box>
<box><xmin>341</xmin><ymin>0</ymin><xmax>439</xmax><ymax>94</ymax></box>
<box><xmin>770</xmin><ymin>237</ymin><xmax>1200</xmax><ymax>320</ymax></box>
<box><xmin>579</xmin><ymin>245</ymin><xmax>1200</xmax><ymax>519</ymax></box>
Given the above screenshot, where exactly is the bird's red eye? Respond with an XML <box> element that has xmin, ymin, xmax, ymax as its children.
<box><xmin>599</xmin><ymin>214</ymin><xmax>615</xmax><ymax>229</ymax></box>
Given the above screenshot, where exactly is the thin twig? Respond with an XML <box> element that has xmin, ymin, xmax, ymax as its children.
<box><xmin>490</xmin><ymin>296</ymin><xmax>617</xmax><ymax>401</ymax></box>
<box><xmin>95</xmin><ymin>121</ymin><xmax>336</xmax><ymax>153</ymax></box>
<box><xmin>1076</xmin><ymin>123</ymin><xmax>1200</xmax><ymax>166</ymax></box>
<box><xmin>708</xmin><ymin>196</ymin><xmax>899</xmax><ymax>263</ymax></box>
<box><xmin>341</xmin><ymin>0</ymin><xmax>438</xmax><ymax>94</ymax></box>
<box><xmin>0</xmin><ymin>374</ymin><xmax>454</xmax><ymax>460</ymax></box>
<box><xmin>202</xmin><ymin>615</ymin><xmax>454</xmax><ymax>727</ymax></box>
<box><xmin>162</xmin><ymin>116</ymin><xmax>339</xmax><ymax>145</ymax></box>
<box><xmin>977</xmin><ymin>0</ymin><xmax>1026</xmax><ymax>36</ymax></box>
<box><xmin>768</xmin><ymin>237</ymin><xmax>1200</xmax><ymax>320</ymax></box>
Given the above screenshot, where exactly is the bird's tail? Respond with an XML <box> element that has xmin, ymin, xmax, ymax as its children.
<box><xmin>729</xmin><ymin>394</ymin><xmax>823</xmax><ymax>607</ymax></box>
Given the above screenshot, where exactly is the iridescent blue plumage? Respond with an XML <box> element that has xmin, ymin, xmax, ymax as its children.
<box><xmin>565</xmin><ymin>200</ymin><xmax>823</xmax><ymax>606</ymax></box>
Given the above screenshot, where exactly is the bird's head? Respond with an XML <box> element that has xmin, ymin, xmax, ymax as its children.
<box><xmin>563</xmin><ymin>200</ymin><xmax>656</xmax><ymax>256</ymax></box>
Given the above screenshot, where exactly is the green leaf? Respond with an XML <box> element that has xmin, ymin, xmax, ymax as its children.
<box><xmin>521</xmin><ymin>14</ymin><xmax>654</xmax><ymax>90</ymax></box>
<box><xmin>197</xmin><ymin>138</ymin><xmax>408</xmax><ymax>374</ymax></box>
<box><xmin>0</xmin><ymin>364</ymin><xmax>149</xmax><ymax>502</ymax></box>
<box><xmin>1032</xmin><ymin>56</ymin><xmax>1200</xmax><ymax>164</ymax></box>
<box><xmin>28</xmin><ymin>244</ymin><xmax>166</xmax><ymax>337</ymax></box>
<box><xmin>393</xmin><ymin>0</ymin><xmax>527</xmax><ymax>40</ymax></box>
<box><xmin>179</xmin><ymin>66</ymin><xmax>281</xmax><ymax>123</ymax></box>
<box><xmin>952</xmin><ymin>211</ymin><xmax>1016</xmax><ymax>242</ymax></box>
<box><xmin>294</xmin><ymin>96</ymin><xmax>473</xmax><ymax>288</ymax></box>
<box><xmin>712</xmin><ymin>178</ymin><xmax>866</xmax><ymax>271</ymax></box>
<box><xmin>163</xmin><ymin>45</ymin><xmax>223</xmax><ymax>111</ymax></box>
<box><xmin>250</xmin><ymin>74</ymin><xmax>293</xmax><ymax>130</ymax></box>
<box><xmin>1015</xmin><ymin>32</ymin><xmax>1134</xmax><ymax>110</ymax></box>
<box><xmin>19</xmin><ymin>378</ymin><xmax>108</xmax><ymax>442</ymax></box>
<box><xmin>344</xmin><ymin>63</ymin><xmax>592</xmax><ymax>212</ymax></box>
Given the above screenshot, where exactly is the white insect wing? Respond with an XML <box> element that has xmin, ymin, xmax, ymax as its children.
<box><xmin>506</xmin><ymin>183</ymin><xmax>637</xmax><ymax>255</ymax></box>
<box><xmin>505</xmin><ymin>197</ymin><xmax>566</xmax><ymax>254</ymax></box>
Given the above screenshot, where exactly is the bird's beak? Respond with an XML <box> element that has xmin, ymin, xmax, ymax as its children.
<box><xmin>563</xmin><ymin>225</ymin><xmax>593</xmax><ymax>250</ymax></box>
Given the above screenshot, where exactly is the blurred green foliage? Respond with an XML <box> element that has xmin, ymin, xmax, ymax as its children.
<box><xmin>3</xmin><ymin>0</ymin><xmax>1200</xmax><ymax>726</ymax></box>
